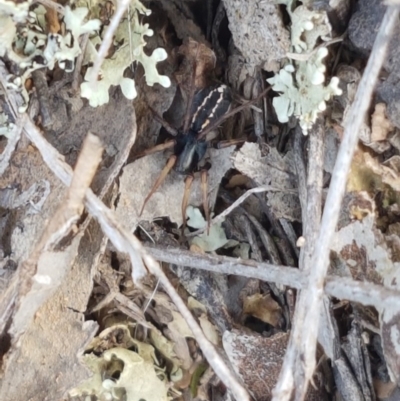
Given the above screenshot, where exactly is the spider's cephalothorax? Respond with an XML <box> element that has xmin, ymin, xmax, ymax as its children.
<box><xmin>174</xmin><ymin>84</ymin><xmax>232</xmax><ymax>175</ymax></box>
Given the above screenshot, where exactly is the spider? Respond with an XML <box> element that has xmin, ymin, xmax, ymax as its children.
<box><xmin>137</xmin><ymin>72</ymin><xmax>269</xmax><ymax>230</ymax></box>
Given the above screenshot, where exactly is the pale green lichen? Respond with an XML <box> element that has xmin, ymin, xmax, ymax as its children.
<box><xmin>290</xmin><ymin>5</ymin><xmax>331</xmax><ymax>53</ymax></box>
<box><xmin>80</xmin><ymin>1</ymin><xmax>170</xmax><ymax>107</ymax></box>
<box><xmin>1</xmin><ymin>0</ymin><xmax>170</xmax><ymax>113</ymax></box>
<box><xmin>186</xmin><ymin>206</ymin><xmax>238</xmax><ymax>252</ymax></box>
<box><xmin>268</xmin><ymin>47</ymin><xmax>342</xmax><ymax>133</ymax></box>
<box><xmin>268</xmin><ymin>0</ymin><xmax>342</xmax><ymax>134</ymax></box>
<box><xmin>43</xmin><ymin>6</ymin><xmax>101</xmax><ymax>72</ymax></box>
<box><xmin>0</xmin><ymin>0</ymin><xmax>31</xmax><ymax>23</ymax></box>
<box><xmin>0</xmin><ymin>112</ymin><xmax>15</xmax><ymax>138</ymax></box>
<box><xmin>1</xmin><ymin>4</ymin><xmax>101</xmax><ymax>112</ymax></box>
<box><xmin>70</xmin><ymin>347</ymin><xmax>169</xmax><ymax>401</ymax></box>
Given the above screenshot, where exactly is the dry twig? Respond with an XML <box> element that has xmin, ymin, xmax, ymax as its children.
<box><xmin>10</xmin><ymin>133</ymin><xmax>103</xmax><ymax>340</ymax></box>
<box><xmin>272</xmin><ymin>7</ymin><xmax>400</xmax><ymax>401</ymax></box>
<box><xmin>144</xmin><ymin>244</ymin><xmax>400</xmax><ymax>312</ymax></box>
<box><xmin>0</xmin><ymin>116</ymin><xmax>25</xmax><ymax>176</ymax></box>
<box><xmin>87</xmin><ymin>0</ymin><xmax>131</xmax><ymax>89</ymax></box>
<box><xmin>300</xmin><ymin>119</ymin><xmax>324</xmax><ymax>269</ymax></box>
<box><xmin>72</xmin><ymin>33</ymin><xmax>90</xmax><ymax>93</ymax></box>
<box><xmin>186</xmin><ymin>185</ymin><xmax>296</xmax><ymax>237</ymax></box>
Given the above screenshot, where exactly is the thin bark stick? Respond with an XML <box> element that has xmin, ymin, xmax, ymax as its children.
<box><xmin>300</xmin><ymin>119</ymin><xmax>324</xmax><ymax>270</ymax></box>
<box><xmin>17</xmin><ymin>133</ymin><xmax>103</xmax><ymax>288</ymax></box>
<box><xmin>294</xmin><ymin>127</ymin><xmax>307</xmax><ymax>222</ymax></box>
<box><xmin>23</xmin><ymin>117</ymin><xmax>148</xmax><ymax>281</ymax></box>
<box><xmin>144</xmin><ymin>244</ymin><xmax>400</xmax><ymax>312</ymax></box>
<box><xmin>0</xmin><ymin>116</ymin><xmax>25</xmax><ymax>176</ymax></box>
<box><xmin>10</xmin><ymin>133</ymin><xmax>103</xmax><ymax>341</ymax></box>
<box><xmin>186</xmin><ymin>185</ymin><xmax>296</xmax><ymax>237</ymax></box>
<box><xmin>72</xmin><ymin>33</ymin><xmax>90</xmax><ymax>93</ymax></box>
<box><xmin>87</xmin><ymin>0</ymin><xmax>131</xmax><ymax>89</ymax></box>
<box><xmin>0</xmin><ymin>276</ymin><xmax>18</xmax><ymax>337</ymax></box>
<box><xmin>272</xmin><ymin>7</ymin><xmax>400</xmax><ymax>401</ymax></box>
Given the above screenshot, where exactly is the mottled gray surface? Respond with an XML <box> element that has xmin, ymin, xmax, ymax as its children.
<box><xmin>349</xmin><ymin>0</ymin><xmax>400</xmax><ymax>128</ymax></box>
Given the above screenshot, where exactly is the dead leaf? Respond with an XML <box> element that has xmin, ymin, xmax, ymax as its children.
<box><xmin>364</xmin><ymin>152</ymin><xmax>400</xmax><ymax>192</ymax></box>
<box><xmin>347</xmin><ymin>149</ymin><xmax>400</xmax><ymax>193</ymax></box>
<box><xmin>226</xmin><ymin>173</ymin><xmax>251</xmax><ymax>188</ymax></box>
<box><xmin>150</xmin><ymin>328</ymin><xmax>183</xmax><ymax>380</ymax></box>
<box><xmin>187</xmin><ymin>296</ymin><xmax>207</xmax><ymax>314</ymax></box>
<box><xmin>45</xmin><ymin>7</ymin><xmax>61</xmax><ymax>33</ymax></box>
<box><xmin>199</xmin><ymin>314</ymin><xmax>219</xmax><ymax>345</ymax></box>
<box><xmin>154</xmin><ymin>302</ymin><xmax>194</xmax><ymax>370</ymax></box>
<box><xmin>0</xmin><ymin>277</ymin><xmax>98</xmax><ymax>401</ymax></box>
<box><xmin>223</xmin><ymin>330</ymin><xmax>327</xmax><ymax>401</ymax></box>
<box><xmin>234</xmin><ymin>142</ymin><xmax>301</xmax><ymax>221</ymax></box>
<box><xmin>186</xmin><ymin>206</ymin><xmax>238</xmax><ymax>252</ymax></box>
<box><xmin>242</xmin><ymin>293</ymin><xmax>283</xmax><ymax>328</ymax></box>
<box><xmin>190</xmin><ymin>244</ymin><xmax>205</xmax><ymax>253</ymax></box>
<box><xmin>331</xmin><ymin>193</ymin><xmax>400</xmax><ymax>382</ymax></box>
<box><xmin>371</xmin><ymin>103</ymin><xmax>394</xmax><ymax>142</ymax></box>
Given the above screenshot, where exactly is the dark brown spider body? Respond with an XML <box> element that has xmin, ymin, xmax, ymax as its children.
<box><xmin>173</xmin><ymin>84</ymin><xmax>232</xmax><ymax>175</ymax></box>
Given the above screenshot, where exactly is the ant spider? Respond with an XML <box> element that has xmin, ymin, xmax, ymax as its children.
<box><xmin>137</xmin><ymin>75</ymin><xmax>269</xmax><ymax>230</ymax></box>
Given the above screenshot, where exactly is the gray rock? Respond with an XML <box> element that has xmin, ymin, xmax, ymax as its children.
<box><xmin>377</xmin><ymin>74</ymin><xmax>400</xmax><ymax>129</ymax></box>
<box><xmin>348</xmin><ymin>0</ymin><xmax>400</xmax><ymax>78</ymax></box>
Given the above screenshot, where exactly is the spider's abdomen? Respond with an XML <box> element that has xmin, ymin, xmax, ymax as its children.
<box><xmin>190</xmin><ymin>84</ymin><xmax>232</xmax><ymax>134</ymax></box>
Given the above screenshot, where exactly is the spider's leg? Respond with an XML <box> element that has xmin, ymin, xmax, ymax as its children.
<box><xmin>148</xmin><ymin>105</ymin><xmax>178</xmax><ymax>136</ymax></box>
<box><xmin>214</xmin><ymin>138</ymin><xmax>246</xmax><ymax>149</ymax></box>
<box><xmin>200</xmin><ymin>169</ymin><xmax>210</xmax><ymax>235</ymax></box>
<box><xmin>181</xmin><ymin>175</ymin><xmax>194</xmax><ymax>232</ymax></box>
<box><xmin>139</xmin><ymin>155</ymin><xmax>177</xmax><ymax>216</ymax></box>
<box><xmin>134</xmin><ymin>140</ymin><xmax>175</xmax><ymax>159</ymax></box>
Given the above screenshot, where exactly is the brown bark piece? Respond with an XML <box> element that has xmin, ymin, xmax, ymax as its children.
<box><xmin>223</xmin><ymin>330</ymin><xmax>328</xmax><ymax>401</ymax></box>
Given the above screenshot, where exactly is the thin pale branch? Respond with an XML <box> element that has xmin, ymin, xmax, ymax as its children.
<box><xmin>294</xmin><ymin>126</ymin><xmax>307</xmax><ymax>223</ymax></box>
<box><xmin>87</xmin><ymin>0</ymin><xmax>131</xmax><ymax>89</ymax></box>
<box><xmin>10</xmin><ymin>133</ymin><xmax>103</xmax><ymax>340</ymax></box>
<box><xmin>186</xmin><ymin>185</ymin><xmax>296</xmax><ymax>237</ymax></box>
<box><xmin>24</xmin><ymin>116</ymin><xmax>148</xmax><ymax>281</ymax></box>
<box><xmin>301</xmin><ymin>119</ymin><xmax>325</xmax><ymax>269</ymax></box>
<box><xmin>272</xmin><ymin>6</ymin><xmax>400</xmax><ymax>401</ymax></box>
<box><xmin>18</xmin><ymin>133</ymin><xmax>103</xmax><ymax>280</ymax></box>
<box><xmin>0</xmin><ymin>116</ymin><xmax>25</xmax><ymax>176</ymax></box>
<box><xmin>144</xmin><ymin>244</ymin><xmax>400</xmax><ymax>312</ymax></box>
<box><xmin>72</xmin><ymin>33</ymin><xmax>90</xmax><ymax>93</ymax></box>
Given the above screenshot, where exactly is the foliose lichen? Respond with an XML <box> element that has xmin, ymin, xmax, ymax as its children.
<box><xmin>267</xmin><ymin>0</ymin><xmax>342</xmax><ymax>134</ymax></box>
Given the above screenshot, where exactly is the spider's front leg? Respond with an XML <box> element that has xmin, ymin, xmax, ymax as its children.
<box><xmin>139</xmin><ymin>155</ymin><xmax>177</xmax><ymax>216</ymax></box>
<box><xmin>134</xmin><ymin>140</ymin><xmax>175</xmax><ymax>159</ymax></box>
<box><xmin>201</xmin><ymin>169</ymin><xmax>210</xmax><ymax>234</ymax></box>
<box><xmin>180</xmin><ymin>169</ymin><xmax>210</xmax><ymax>235</ymax></box>
<box><xmin>181</xmin><ymin>174</ymin><xmax>194</xmax><ymax>233</ymax></box>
